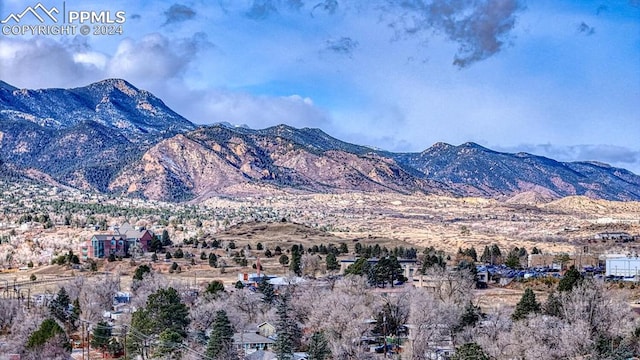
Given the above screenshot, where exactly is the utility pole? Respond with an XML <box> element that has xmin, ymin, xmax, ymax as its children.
<box><xmin>82</xmin><ymin>321</ymin><xmax>85</xmax><ymax>360</ymax></box>
<box><xmin>123</xmin><ymin>325</ymin><xmax>127</xmax><ymax>360</ymax></box>
<box><xmin>383</xmin><ymin>314</ymin><xmax>388</xmax><ymax>358</ymax></box>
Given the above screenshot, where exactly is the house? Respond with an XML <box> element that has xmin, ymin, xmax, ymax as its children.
<box><xmin>257</xmin><ymin>322</ymin><xmax>276</xmax><ymax>338</ymax></box>
<box><xmin>234</xmin><ymin>332</ymin><xmax>275</xmax><ymax>353</ymax></box>
<box><xmin>83</xmin><ymin>223</ymin><xmax>154</xmax><ymax>259</ymax></box>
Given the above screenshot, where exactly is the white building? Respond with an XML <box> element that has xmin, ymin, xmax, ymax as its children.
<box><xmin>606</xmin><ymin>256</ymin><xmax>640</xmax><ymax>277</ymax></box>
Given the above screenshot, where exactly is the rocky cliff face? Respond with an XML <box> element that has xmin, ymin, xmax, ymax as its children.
<box><xmin>2</xmin><ymin>80</ymin><xmax>640</xmax><ymax>202</ymax></box>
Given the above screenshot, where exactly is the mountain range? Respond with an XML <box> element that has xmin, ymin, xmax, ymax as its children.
<box><xmin>1</xmin><ymin>79</ymin><xmax>639</xmax><ymax>202</ymax></box>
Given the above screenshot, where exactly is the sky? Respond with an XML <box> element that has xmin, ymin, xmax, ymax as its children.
<box><xmin>1</xmin><ymin>0</ymin><xmax>639</xmax><ymax>173</ymax></box>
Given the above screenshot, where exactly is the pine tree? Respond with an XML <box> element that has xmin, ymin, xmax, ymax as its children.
<box><xmin>543</xmin><ymin>291</ymin><xmax>563</xmax><ymax>317</ymax></box>
<box><xmin>161</xmin><ymin>229</ymin><xmax>171</xmax><ymax>246</ymax></box>
<box><xmin>558</xmin><ymin>266</ymin><xmax>583</xmax><ymax>292</ymax></box>
<box><xmin>456</xmin><ymin>301</ymin><xmax>481</xmax><ymax>331</ymax></box>
<box><xmin>26</xmin><ymin>318</ymin><xmax>70</xmax><ymax>351</ymax></box>
<box><xmin>274</xmin><ymin>292</ymin><xmax>300</xmax><ymax>360</ymax></box>
<box><xmin>307</xmin><ymin>331</ymin><xmax>331</xmax><ymax>360</ymax></box>
<box><xmin>50</xmin><ymin>287</ymin><xmax>70</xmax><ymax>324</ymax></box>
<box><xmin>209</xmin><ymin>253</ymin><xmax>218</xmax><ymax>268</ymax></box>
<box><xmin>451</xmin><ymin>342</ymin><xmax>489</xmax><ymax>360</ymax></box>
<box><xmin>206</xmin><ymin>310</ymin><xmax>235</xmax><ymax>360</ymax></box>
<box><xmin>512</xmin><ymin>288</ymin><xmax>541</xmax><ymax>320</ymax></box>
<box><xmin>258</xmin><ymin>277</ymin><xmax>275</xmax><ymax>304</ymax></box>
<box><xmin>91</xmin><ymin>321</ymin><xmax>112</xmax><ymax>352</ymax></box>
<box><xmin>290</xmin><ymin>245</ymin><xmax>302</xmax><ymax>276</ymax></box>
<box><xmin>326</xmin><ymin>253</ymin><xmax>339</xmax><ymax>271</ymax></box>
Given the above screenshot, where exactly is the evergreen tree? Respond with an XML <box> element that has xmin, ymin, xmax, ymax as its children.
<box><xmin>133</xmin><ymin>264</ymin><xmax>151</xmax><ymax>281</ymax></box>
<box><xmin>50</xmin><ymin>287</ymin><xmax>70</xmax><ymax>324</ymax></box>
<box><xmin>264</xmin><ymin>248</ymin><xmax>273</xmax><ymax>257</ymax></box>
<box><xmin>451</xmin><ymin>342</ymin><xmax>489</xmax><ymax>360</ymax></box>
<box><xmin>558</xmin><ymin>266</ymin><xmax>583</xmax><ymax>292</ymax></box>
<box><xmin>90</xmin><ymin>321</ymin><xmax>112</xmax><ymax>353</ymax></box>
<box><xmin>205</xmin><ymin>281</ymin><xmax>225</xmax><ymax>298</ymax></box>
<box><xmin>257</xmin><ymin>242</ymin><xmax>264</xmax><ymax>250</ymax></box>
<box><xmin>209</xmin><ymin>253</ymin><xmax>218</xmax><ymax>268</ymax></box>
<box><xmin>368</xmin><ymin>256</ymin><xmax>405</xmax><ymax>288</ymax></box>
<box><xmin>279</xmin><ymin>254</ymin><xmax>290</xmax><ymax>266</ymax></box>
<box><xmin>290</xmin><ymin>245</ymin><xmax>302</xmax><ymax>276</ymax></box>
<box><xmin>206</xmin><ymin>310</ymin><xmax>235</xmax><ymax>360</ymax></box>
<box><xmin>543</xmin><ymin>291</ymin><xmax>563</xmax><ymax>318</ymax></box>
<box><xmin>326</xmin><ymin>252</ymin><xmax>340</xmax><ymax>271</ymax></box>
<box><xmin>512</xmin><ymin>288</ymin><xmax>541</xmax><ymax>320</ymax></box>
<box><xmin>480</xmin><ymin>246</ymin><xmax>491</xmax><ymax>263</ymax></box>
<box><xmin>344</xmin><ymin>257</ymin><xmax>371</xmax><ymax>276</ymax></box>
<box><xmin>71</xmin><ymin>298</ymin><xmax>81</xmax><ymax>331</ymax></box>
<box><xmin>456</xmin><ymin>301</ymin><xmax>481</xmax><ymax>332</ymax></box>
<box><xmin>274</xmin><ymin>292</ymin><xmax>301</xmax><ymax>360</ymax></box>
<box><xmin>258</xmin><ymin>276</ymin><xmax>275</xmax><ymax>304</ymax></box>
<box><xmin>505</xmin><ymin>251</ymin><xmax>521</xmax><ymax>269</ymax></box>
<box><xmin>26</xmin><ymin>318</ymin><xmax>70</xmax><ymax>351</ymax></box>
<box><xmin>127</xmin><ymin>287</ymin><xmax>190</xmax><ymax>358</ymax></box>
<box><xmin>339</xmin><ymin>243</ymin><xmax>349</xmax><ymax>254</ymax></box>
<box><xmin>161</xmin><ymin>230</ymin><xmax>171</xmax><ymax>246</ymax></box>
<box><xmin>307</xmin><ymin>331</ymin><xmax>331</xmax><ymax>360</ymax></box>
<box><xmin>151</xmin><ymin>253</ymin><xmax>158</xmax><ymax>262</ymax></box>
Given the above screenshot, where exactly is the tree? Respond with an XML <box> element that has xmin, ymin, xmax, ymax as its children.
<box><xmin>71</xmin><ymin>298</ymin><xmax>81</xmax><ymax>330</ymax></box>
<box><xmin>258</xmin><ymin>277</ymin><xmax>275</xmax><ymax>304</ymax></box>
<box><xmin>512</xmin><ymin>288</ymin><xmax>541</xmax><ymax>321</ymax></box>
<box><xmin>173</xmin><ymin>248</ymin><xmax>184</xmax><ymax>258</ymax></box>
<box><xmin>374</xmin><ymin>299</ymin><xmax>409</xmax><ymax>338</ymax></box>
<box><xmin>307</xmin><ymin>331</ymin><xmax>331</xmax><ymax>360</ymax></box>
<box><xmin>151</xmin><ymin>253</ymin><xmax>158</xmax><ymax>262</ymax></box>
<box><xmin>205</xmin><ymin>281</ymin><xmax>225</xmax><ymax>298</ymax></box>
<box><xmin>325</xmin><ymin>253</ymin><xmax>339</xmax><ymax>272</ymax></box>
<box><xmin>257</xmin><ymin>242</ymin><xmax>264</xmax><ymax>250</ymax></box>
<box><xmin>165</xmin><ymin>252</ymin><xmax>172</xmax><ymax>260</ymax></box>
<box><xmin>206</xmin><ymin>310</ymin><xmax>236</xmax><ymax>360</ymax></box>
<box><xmin>558</xmin><ymin>266</ymin><xmax>583</xmax><ymax>292</ymax></box>
<box><xmin>26</xmin><ymin>318</ymin><xmax>70</xmax><ymax>352</ymax></box>
<box><xmin>274</xmin><ymin>292</ymin><xmax>301</xmax><ymax>360</ymax></box>
<box><xmin>505</xmin><ymin>251</ymin><xmax>521</xmax><ymax>269</ymax></box>
<box><xmin>49</xmin><ymin>287</ymin><xmax>70</xmax><ymax>324</ymax></box>
<box><xmin>209</xmin><ymin>253</ymin><xmax>218</xmax><ymax>268</ymax></box>
<box><xmin>264</xmin><ymin>248</ymin><xmax>273</xmax><ymax>257</ymax></box>
<box><xmin>456</xmin><ymin>301</ymin><xmax>481</xmax><ymax>332</ymax></box>
<box><xmin>91</xmin><ymin>321</ymin><xmax>112</xmax><ymax>353</ymax></box>
<box><xmin>30</xmin><ymin>274</ymin><xmax>37</xmax><ymax>282</ymax></box>
<box><xmin>451</xmin><ymin>342</ymin><xmax>490</xmax><ymax>360</ymax></box>
<box><xmin>290</xmin><ymin>245</ymin><xmax>302</xmax><ymax>276</ymax></box>
<box><xmin>543</xmin><ymin>291</ymin><xmax>563</xmax><ymax>317</ymax></box>
<box><xmin>339</xmin><ymin>243</ymin><xmax>348</xmax><ymax>254</ymax></box>
<box><xmin>368</xmin><ymin>256</ymin><xmax>405</xmax><ymax>288</ymax></box>
<box><xmin>133</xmin><ymin>264</ymin><xmax>151</xmax><ymax>281</ymax></box>
<box><xmin>279</xmin><ymin>254</ymin><xmax>290</xmax><ymax>266</ymax></box>
<box><xmin>234</xmin><ymin>280</ymin><xmax>245</xmax><ymax>289</ymax></box>
<box><xmin>127</xmin><ymin>287</ymin><xmax>190</xmax><ymax>358</ymax></box>
<box><xmin>149</xmin><ymin>236</ymin><xmax>163</xmax><ymax>253</ymax></box>
<box><xmin>344</xmin><ymin>257</ymin><xmax>371</xmax><ymax>276</ymax></box>
<box><xmin>161</xmin><ymin>229</ymin><xmax>171</xmax><ymax>246</ymax></box>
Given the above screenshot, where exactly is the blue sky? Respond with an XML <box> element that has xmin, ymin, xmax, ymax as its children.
<box><xmin>1</xmin><ymin>0</ymin><xmax>639</xmax><ymax>173</ymax></box>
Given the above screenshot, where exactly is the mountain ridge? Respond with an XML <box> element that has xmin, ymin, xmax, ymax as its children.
<box><xmin>1</xmin><ymin>79</ymin><xmax>639</xmax><ymax>202</ymax></box>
